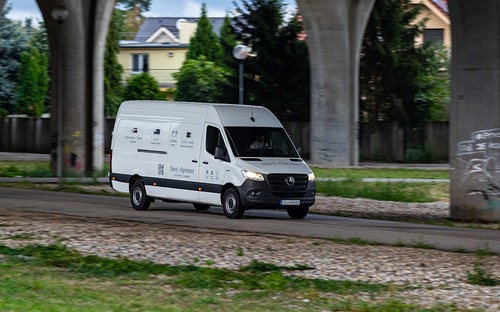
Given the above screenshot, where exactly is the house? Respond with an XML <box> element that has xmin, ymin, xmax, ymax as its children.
<box><xmin>118</xmin><ymin>17</ymin><xmax>224</xmax><ymax>89</ymax></box>
<box><xmin>118</xmin><ymin>2</ymin><xmax>448</xmax><ymax>89</ymax></box>
<box><xmin>411</xmin><ymin>0</ymin><xmax>450</xmax><ymax>47</ymax></box>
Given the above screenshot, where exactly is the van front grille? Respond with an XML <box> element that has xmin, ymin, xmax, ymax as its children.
<box><xmin>267</xmin><ymin>174</ymin><xmax>308</xmax><ymax>191</ymax></box>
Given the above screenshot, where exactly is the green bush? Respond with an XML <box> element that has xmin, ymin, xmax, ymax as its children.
<box><xmin>123</xmin><ymin>72</ymin><xmax>163</xmax><ymax>101</ymax></box>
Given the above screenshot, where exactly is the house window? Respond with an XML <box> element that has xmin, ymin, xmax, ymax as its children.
<box><xmin>423</xmin><ymin>29</ymin><xmax>444</xmax><ymax>45</ymax></box>
<box><xmin>132</xmin><ymin>54</ymin><xmax>149</xmax><ymax>73</ymax></box>
<box><xmin>168</xmin><ymin>52</ymin><xmax>174</xmax><ymax>57</ymax></box>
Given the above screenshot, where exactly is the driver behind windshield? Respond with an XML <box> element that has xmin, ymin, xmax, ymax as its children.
<box><xmin>249</xmin><ymin>134</ymin><xmax>269</xmax><ymax>149</ymax></box>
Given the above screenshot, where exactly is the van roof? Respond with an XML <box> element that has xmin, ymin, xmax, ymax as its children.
<box><xmin>118</xmin><ymin>101</ymin><xmax>282</xmax><ymax>127</ymax></box>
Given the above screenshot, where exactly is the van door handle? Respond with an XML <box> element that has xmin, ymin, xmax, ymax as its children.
<box><xmin>192</xmin><ymin>160</ymin><xmax>198</xmax><ymax>163</ymax></box>
<box><xmin>203</xmin><ymin>161</ymin><xmax>209</xmax><ymax>165</ymax></box>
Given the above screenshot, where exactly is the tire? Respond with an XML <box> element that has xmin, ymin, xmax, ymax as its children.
<box><xmin>222</xmin><ymin>188</ymin><xmax>245</xmax><ymax>219</ymax></box>
<box><xmin>193</xmin><ymin>203</ymin><xmax>211</xmax><ymax>211</ymax></box>
<box><xmin>130</xmin><ymin>181</ymin><xmax>151</xmax><ymax>211</ymax></box>
<box><xmin>287</xmin><ymin>207</ymin><xmax>309</xmax><ymax>219</ymax></box>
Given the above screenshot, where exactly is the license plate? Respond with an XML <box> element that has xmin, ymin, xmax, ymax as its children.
<box><xmin>280</xmin><ymin>199</ymin><xmax>300</xmax><ymax>206</ymax></box>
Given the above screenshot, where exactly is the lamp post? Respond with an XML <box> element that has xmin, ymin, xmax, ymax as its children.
<box><xmin>232</xmin><ymin>45</ymin><xmax>249</xmax><ymax>104</ymax></box>
<box><xmin>51</xmin><ymin>5</ymin><xmax>69</xmax><ymax>188</ymax></box>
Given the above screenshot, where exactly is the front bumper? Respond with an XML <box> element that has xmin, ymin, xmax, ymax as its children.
<box><xmin>237</xmin><ymin>178</ymin><xmax>315</xmax><ymax>209</ymax></box>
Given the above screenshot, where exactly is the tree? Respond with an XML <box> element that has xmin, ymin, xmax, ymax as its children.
<box><xmin>104</xmin><ymin>9</ymin><xmax>125</xmax><ymax>117</ymax></box>
<box><xmin>29</xmin><ymin>21</ymin><xmax>49</xmax><ymax>56</ymax></box>
<box><xmin>16</xmin><ymin>46</ymin><xmax>48</xmax><ymax>117</ymax></box>
<box><xmin>217</xmin><ymin>15</ymin><xmax>239</xmax><ymax>103</ymax></box>
<box><xmin>360</xmin><ymin>0</ymin><xmax>429</xmax><ymax>128</ymax></box>
<box><xmin>414</xmin><ymin>45</ymin><xmax>450</xmax><ymax>121</ymax></box>
<box><xmin>185</xmin><ymin>3</ymin><xmax>223</xmax><ymax>63</ymax></box>
<box><xmin>273</xmin><ymin>12</ymin><xmax>310</xmax><ymax>120</ymax></box>
<box><xmin>117</xmin><ymin>0</ymin><xmax>151</xmax><ymax>11</ymax></box>
<box><xmin>116</xmin><ymin>0</ymin><xmax>152</xmax><ymax>40</ymax></box>
<box><xmin>175</xmin><ymin>3</ymin><xmax>231</xmax><ymax>103</ymax></box>
<box><xmin>0</xmin><ymin>6</ymin><xmax>27</xmax><ymax>115</ymax></box>
<box><xmin>174</xmin><ymin>56</ymin><xmax>230</xmax><ymax>103</ymax></box>
<box><xmin>123</xmin><ymin>72</ymin><xmax>162</xmax><ymax>101</ymax></box>
<box><xmin>232</xmin><ymin>0</ymin><xmax>310</xmax><ymax>120</ymax></box>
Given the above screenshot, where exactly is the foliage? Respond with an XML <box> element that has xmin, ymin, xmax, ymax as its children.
<box><xmin>174</xmin><ymin>56</ymin><xmax>230</xmax><ymax>103</ymax></box>
<box><xmin>26</xmin><ymin>20</ymin><xmax>49</xmax><ymax>56</ymax></box>
<box><xmin>232</xmin><ymin>0</ymin><xmax>310</xmax><ymax>120</ymax></box>
<box><xmin>0</xmin><ymin>6</ymin><xmax>28</xmax><ymax>114</ymax></box>
<box><xmin>414</xmin><ymin>45</ymin><xmax>450</xmax><ymax>121</ymax></box>
<box><xmin>272</xmin><ymin>12</ymin><xmax>310</xmax><ymax>120</ymax></box>
<box><xmin>104</xmin><ymin>9</ymin><xmax>124</xmax><ymax>117</ymax></box>
<box><xmin>123</xmin><ymin>72</ymin><xmax>162</xmax><ymax>101</ymax></box>
<box><xmin>185</xmin><ymin>3</ymin><xmax>223</xmax><ymax>64</ymax></box>
<box><xmin>117</xmin><ymin>0</ymin><xmax>151</xmax><ymax>11</ymax></box>
<box><xmin>360</xmin><ymin>0</ymin><xmax>429</xmax><ymax>128</ymax></box>
<box><xmin>115</xmin><ymin>0</ymin><xmax>151</xmax><ymax>39</ymax></box>
<box><xmin>15</xmin><ymin>46</ymin><xmax>49</xmax><ymax>117</ymax></box>
<box><xmin>217</xmin><ymin>15</ymin><xmax>239</xmax><ymax>103</ymax></box>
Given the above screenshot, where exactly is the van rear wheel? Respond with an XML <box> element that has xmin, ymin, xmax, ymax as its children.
<box><xmin>222</xmin><ymin>188</ymin><xmax>245</xmax><ymax>219</ymax></box>
<box><xmin>130</xmin><ymin>181</ymin><xmax>151</xmax><ymax>211</ymax></box>
<box><xmin>287</xmin><ymin>207</ymin><xmax>309</xmax><ymax>219</ymax></box>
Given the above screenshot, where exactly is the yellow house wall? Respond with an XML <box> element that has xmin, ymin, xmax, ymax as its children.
<box><xmin>118</xmin><ymin>47</ymin><xmax>188</xmax><ymax>88</ymax></box>
<box><xmin>411</xmin><ymin>0</ymin><xmax>451</xmax><ymax>47</ymax></box>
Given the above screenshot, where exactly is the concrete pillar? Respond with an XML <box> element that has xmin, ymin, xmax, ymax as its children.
<box><xmin>37</xmin><ymin>0</ymin><xmax>113</xmax><ymax>176</ymax></box>
<box><xmin>297</xmin><ymin>0</ymin><xmax>375</xmax><ymax>167</ymax></box>
<box><xmin>92</xmin><ymin>0</ymin><xmax>115</xmax><ymax>172</ymax></box>
<box><xmin>449</xmin><ymin>0</ymin><xmax>500</xmax><ymax>222</ymax></box>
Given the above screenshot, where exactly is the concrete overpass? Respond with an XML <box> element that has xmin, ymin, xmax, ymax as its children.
<box><xmin>1</xmin><ymin>0</ymin><xmax>499</xmax><ymax>222</ymax></box>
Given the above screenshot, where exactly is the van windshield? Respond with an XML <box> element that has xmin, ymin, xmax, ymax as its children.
<box><xmin>225</xmin><ymin>127</ymin><xmax>299</xmax><ymax>158</ymax></box>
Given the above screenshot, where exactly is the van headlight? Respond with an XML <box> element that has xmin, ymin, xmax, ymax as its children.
<box><xmin>308</xmin><ymin>172</ymin><xmax>316</xmax><ymax>181</ymax></box>
<box><xmin>242</xmin><ymin>170</ymin><xmax>264</xmax><ymax>181</ymax></box>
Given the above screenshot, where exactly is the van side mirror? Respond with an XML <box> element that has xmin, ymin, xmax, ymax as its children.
<box><xmin>215</xmin><ymin>146</ymin><xmax>229</xmax><ymax>162</ymax></box>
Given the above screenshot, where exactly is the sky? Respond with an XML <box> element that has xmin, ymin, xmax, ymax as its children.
<box><xmin>5</xmin><ymin>0</ymin><xmax>297</xmax><ymax>24</ymax></box>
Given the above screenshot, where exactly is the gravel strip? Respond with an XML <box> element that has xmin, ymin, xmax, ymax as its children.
<box><xmin>0</xmin><ymin>203</ymin><xmax>499</xmax><ymax>311</ymax></box>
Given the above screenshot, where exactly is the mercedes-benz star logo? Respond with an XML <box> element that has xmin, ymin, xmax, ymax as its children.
<box><xmin>285</xmin><ymin>176</ymin><xmax>295</xmax><ymax>186</ymax></box>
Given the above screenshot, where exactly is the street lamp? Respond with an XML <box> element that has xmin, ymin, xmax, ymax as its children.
<box><xmin>51</xmin><ymin>5</ymin><xmax>69</xmax><ymax>187</ymax></box>
<box><xmin>232</xmin><ymin>45</ymin><xmax>249</xmax><ymax>104</ymax></box>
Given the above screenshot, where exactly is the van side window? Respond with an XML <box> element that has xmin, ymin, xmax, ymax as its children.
<box><xmin>206</xmin><ymin>125</ymin><xmax>226</xmax><ymax>156</ymax></box>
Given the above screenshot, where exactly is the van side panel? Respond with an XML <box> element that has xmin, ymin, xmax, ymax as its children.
<box><xmin>164</xmin><ymin>121</ymin><xmax>203</xmax><ymax>202</ymax></box>
<box><xmin>111</xmin><ymin>118</ymin><xmax>171</xmax><ymax>197</ymax></box>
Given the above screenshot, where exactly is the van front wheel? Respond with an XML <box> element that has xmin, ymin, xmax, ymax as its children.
<box><xmin>222</xmin><ymin>188</ymin><xmax>245</xmax><ymax>219</ymax></box>
<box><xmin>130</xmin><ymin>181</ymin><xmax>151</xmax><ymax>211</ymax></box>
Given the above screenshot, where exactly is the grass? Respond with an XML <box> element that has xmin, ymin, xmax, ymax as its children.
<box><xmin>312</xmin><ymin>167</ymin><xmax>449</xmax><ymax>179</ymax></box>
<box><xmin>317</xmin><ymin>179</ymin><xmax>449</xmax><ymax>202</ymax></box>
<box><xmin>0</xmin><ymin>161</ymin><xmax>52</xmax><ymax>177</ymax></box>
<box><xmin>0</xmin><ymin>160</ymin><xmax>109</xmax><ymax>178</ymax></box>
<box><xmin>1</xmin><ymin>160</ymin><xmax>449</xmax><ymax>202</ymax></box>
<box><xmin>0</xmin><ymin>243</ymin><xmax>472</xmax><ymax>311</ymax></box>
<box><xmin>312</xmin><ymin>167</ymin><xmax>449</xmax><ymax>202</ymax></box>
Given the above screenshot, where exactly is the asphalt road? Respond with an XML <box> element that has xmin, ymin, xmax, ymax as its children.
<box><xmin>1</xmin><ymin>187</ymin><xmax>499</xmax><ymax>254</ymax></box>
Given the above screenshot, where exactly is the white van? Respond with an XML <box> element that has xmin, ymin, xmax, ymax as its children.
<box><xmin>109</xmin><ymin>101</ymin><xmax>316</xmax><ymax>219</ymax></box>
